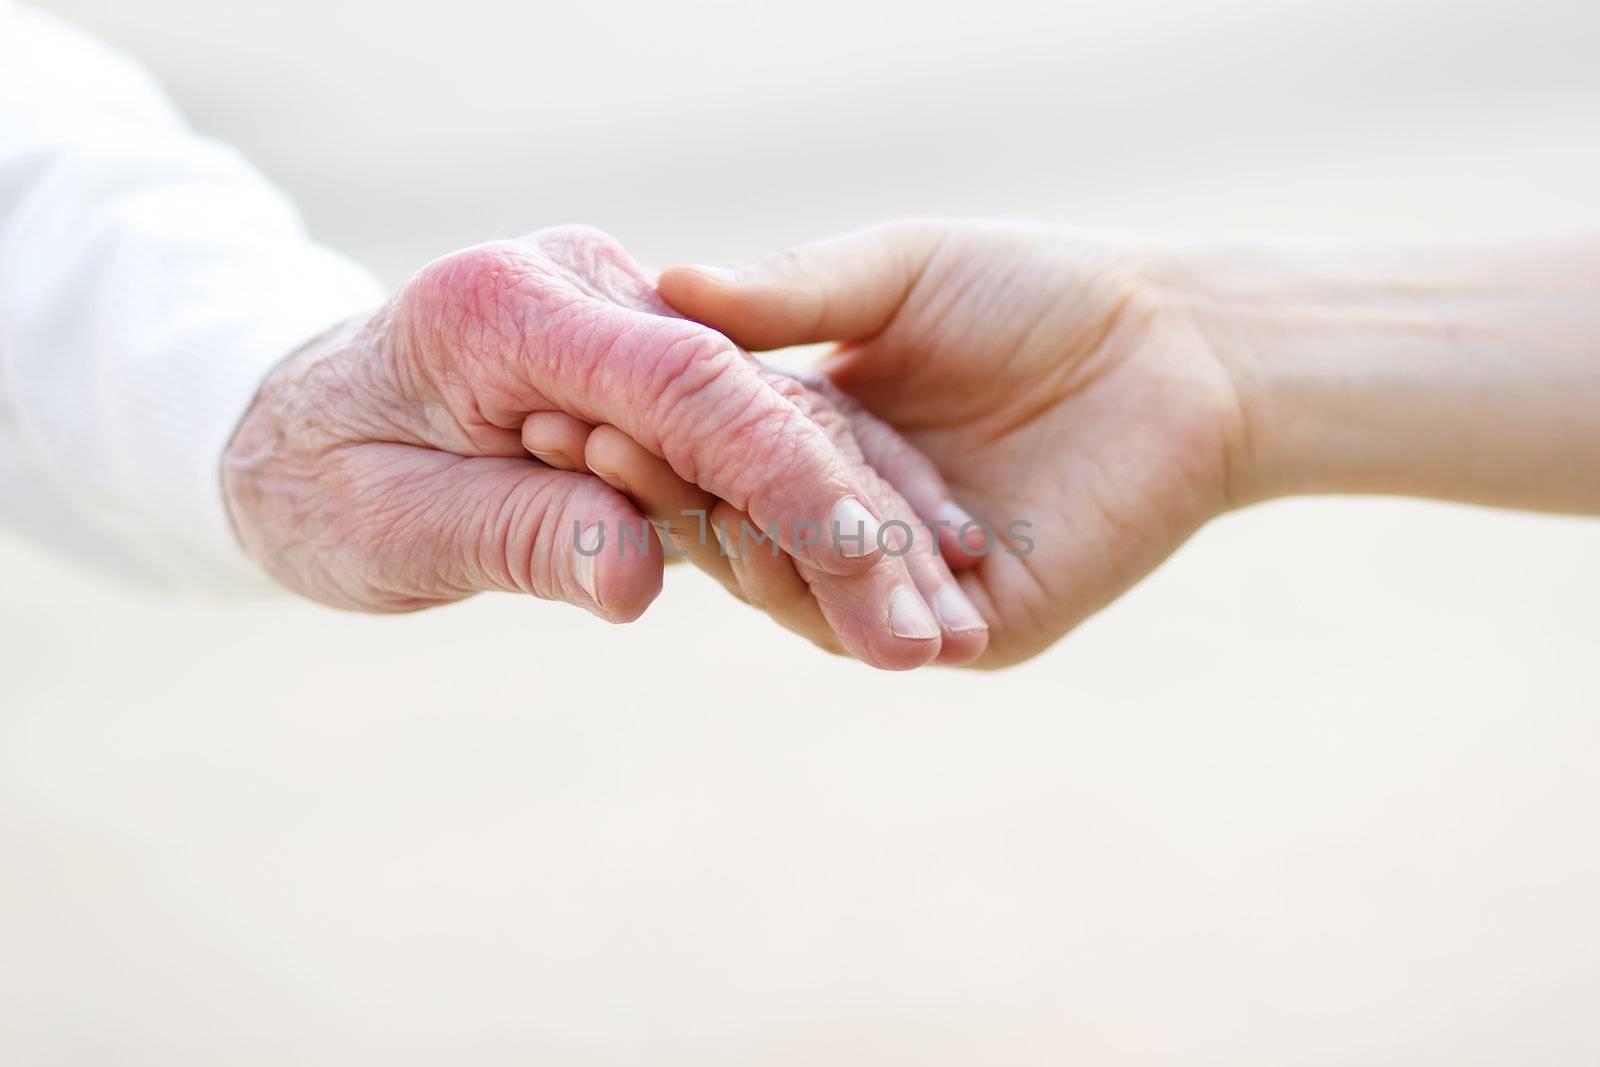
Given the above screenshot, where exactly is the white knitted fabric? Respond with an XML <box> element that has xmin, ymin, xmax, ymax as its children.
<box><xmin>0</xmin><ymin>3</ymin><xmax>384</xmax><ymax>589</ymax></box>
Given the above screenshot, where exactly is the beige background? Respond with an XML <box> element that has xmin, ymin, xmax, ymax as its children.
<box><xmin>5</xmin><ymin>0</ymin><xmax>1600</xmax><ymax>1063</ymax></box>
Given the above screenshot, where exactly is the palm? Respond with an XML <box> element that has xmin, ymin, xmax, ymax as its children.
<box><xmin>824</xmin><ymin>227</ymin><xmax>1243</xmax><ymax>666</ymax></box>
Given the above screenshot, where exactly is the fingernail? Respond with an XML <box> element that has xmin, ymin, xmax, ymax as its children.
<box><xmin>576</xmin><ymin>524</ymin><xmax>603</xmax><ymax>604</ymax></box>
<box><xmin>589</xmin><ymin>466</ymin><xmax>629</xmax><ymax>495</ymax></box>
<box><xmin>682</xmin><ymin>264</ymin><xmax>738</xmax><ymax>283</ymax></box>
<box><xmin>939</xmin><ymin>500</ymin><xmax>981</xmax><ymax>546</ymax></box>
<box><xmin>933</xmin><ymin>585</ymin><xmax>987</xmax><ymax>634</ymax></box>
<box><xmin>888</xmin><ymin>587</ymin><xmax>940</xmax><ymax>640</ymax></box>
<box><xmin>713</xmin><ymin>520</ymin><xmax>739</xmax><ymax>560</ymax></box>
<box><xmin>831</xmin><ymin>497</ymin><xmax>882</xmax><ymax>558</ymax></box>
<box><xmin>938</xmin><ymin>499</ymin><xmax>974</xmax><ymax>528</ymax></box>
<box><xmin>530</xmin><ymin>448</ymin><xmax>582</xmax><ymax>473</ymax></box>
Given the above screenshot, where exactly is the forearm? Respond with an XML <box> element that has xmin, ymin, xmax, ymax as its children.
<box><xmin>1161</xmin><ymin>236</ymin><xmax>1600</xmax><ymax>513</ymax></box>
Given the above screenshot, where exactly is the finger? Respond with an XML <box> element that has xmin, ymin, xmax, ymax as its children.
<box><xmin>809</xmin><ymin>458</ymin><xmax>988</xmax><ymax>666</ymax></box>
<box><xmin>816</xmin><ymin>383</ymin><xmax>988</xmax><ymax>569</ymax></box>
<box><xmin>583</xmin><ymin>424</ymin><xmax>732</xmax><ymax>582</ymax></box>
<box><xmin>769</xmin><ymin>374</ymin><xmax>987</xmax><ymax>664</ymax></box>
<box><xmin>348</xmin><ymin>444</ymin><xmax>662</xmax><ymax>621</ymax></box>
<box><xmin>606</xmin><ymin>445</ymin><xmax>949</xmax><ymax>669</ymax></box>
<box><xmin>756</xmin><ymin>472</ymin><xmax>944</xmax><ymax>672</ymax></box>
<box><xmin>588</xmin><ymin>429</ymin><xmax>847</xmax><ymax>657</ymax></box>
<box><xmin>407</xmin><ymin>227</ymin><xmax>886</xmax><ymax>576</ymax></box>
<box><xmin>655</xmin><ymin>220</ymin><xmax>943</xmax><ymax>351</ymax></box>
<box><xmin>521</xmin><ymin>410</ymin><xmax>595</xmax><ymax>471</ymax></box>
<box><xmin>746</xmin><ymin>370</ymin><xmax>977</xmax><ymax>669</ymax></box>
<box><xmin>891</xmin><ymin>509</ymin><xmax>990</xmax><ymax>666</ymax></box>
<box><xmin>708</xmin><ymin>501</ymin><xmax>844</xmax><ymax>656</ymax></box>
<box><xmin>790</xmin><ymin>550</ymin><xmax>943</xmax><ymax>671</ymax></box>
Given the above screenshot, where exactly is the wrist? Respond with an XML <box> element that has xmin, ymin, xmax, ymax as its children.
<box><xmin>1148</xmin><ymin>238</ymin><xmax>1444</xmax><ymax>504</ymax></box>
<box><xmin>221</xmin><ymin>312</ymin><xmax>380</xmax><ymax>583</ymax></box>
<box><xmin>1146</xmin><ymin>236</ymin><xmax>1600</xmax><ymax>511</ymax></box>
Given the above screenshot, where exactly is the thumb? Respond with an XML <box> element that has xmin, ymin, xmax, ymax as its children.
<box><xmin>656</xmin><ymin>220</ymin><xmax>943</xmax><ymax>351</ymax></box>
<box><xmin>356</xmin><ymin>448</ymin><xmax>664</xmax><ymax>621</ymax></box>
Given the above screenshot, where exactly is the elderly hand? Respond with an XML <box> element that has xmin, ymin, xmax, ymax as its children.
<box><xmin>221</xmin><ymin>225</ymin><xmax>983</xmax><ymax>668</ymax></box>
<box><xmin>656</xmin><ymin>221</ymin><xmax>1250</xmax><ymax>668</ymax></box>
<box><xmin>521</xmin><ymin>373</ymin><xmax>992</xmax><ymax>667</ymax></box>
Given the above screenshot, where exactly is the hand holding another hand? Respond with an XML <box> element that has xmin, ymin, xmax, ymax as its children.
<box><xmin>224</xmin><ymin>219</ymin><xmax>1600</xmax><ymax>671</ymax></box>
<box><xmin>222</xmin><ymin>226</ymin><xmax>988</xmax><ymax>668</ymax></box>
<box><xmin>654</xmin><ymin>221</ymin><xmax>1249</xmax><ymax>667</ymax></box>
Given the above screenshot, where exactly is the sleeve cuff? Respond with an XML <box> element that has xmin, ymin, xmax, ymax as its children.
<box><xmin>107</xmin><ymin>242</ymin><xmax>385</xmax><ymax>591</ymax></box>
<box><xmin>0</xmin><ymin>137</ymin><xmax>387</xmax><ymax>591</ymax></box>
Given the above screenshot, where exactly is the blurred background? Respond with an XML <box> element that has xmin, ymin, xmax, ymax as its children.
<box><xmin>4</xmin><ymin>0</ymin><xmax>1600</xmax><ymax>1062</ymax></box>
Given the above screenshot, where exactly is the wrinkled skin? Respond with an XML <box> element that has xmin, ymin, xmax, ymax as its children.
<box><xmin>222</xmin><ymin>226</ymin><xmax>987</xmax><ymax>669</ymax></box>
<box><xmin>656</xmin><ymin>220</ymin><xmax>1250</xmax><ymax>668</ymax></box>
<box><xmin>529</xmin><ymin>374</ymin><xmax>992</xmax><ymax>665</ymax></box>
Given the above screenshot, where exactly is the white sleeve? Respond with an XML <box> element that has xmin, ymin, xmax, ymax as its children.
<box><xmin>0</xmin><ymin>3</ymin><xmax>385</xmax><ymax>590</ymax></box>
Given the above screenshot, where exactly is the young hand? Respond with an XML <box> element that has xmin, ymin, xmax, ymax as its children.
<box><xmin>657</xmin><ymin>221</ymin><xmax>1249</xmax><ymax>667</ymax></box>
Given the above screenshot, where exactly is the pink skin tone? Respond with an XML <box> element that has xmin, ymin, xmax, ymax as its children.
<box><xmin>229</xmin><ymin>220</ymin><xmax>1599</xmax><ymax>671</ymax></box>
<box><xmin>223</xmin><ymin>225</ymin><xmax>988</xmax><ymax>670</ymax></box>
<box><xmin>522</xmin><ymin>378</ymin><xmax>991</xmax><ymax>666</ymax></box>
<box><xmin>570</xmin><ymin>221</ymin><xmax>1243</xmax><ymax>669</ymax></box>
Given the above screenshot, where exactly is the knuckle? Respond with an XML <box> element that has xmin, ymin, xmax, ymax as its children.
<box><xmin>400</xmin><ymin>239</ymin><xmax>619</xmax><ymax>434</ymax></box>
<box><xmin>398</xmin><ymin>242</ymin><xmax>547</xmax><ymax>397</ymax></box>
<box><xmin>634</xmin><ymin>332</ymin><xmax>746</xmax><ymax>477</ymax></box>
<box><xmin>527</xmin><ymin>224</ymin><xmax>658</xmax><ymax>309</ymax></box>
<box><xmin>764</xmin><ymin>374</ymin><xmax>868</xmax><ymax>470</ymax></box>
<box><xmin>547</xmin><ymin>306</ymin><xmax>718</xmax><ymax>435</ymax></box>
<box><xmin>531</xmin><ymin>223</ymin><xmax>624</xmax><ymax>262</ymax></box>
<box><xmin>402</xmin><ymin>241</ymin><xmax>537</xmax><ymax>349</ymax></box>
<box><xmin>788</xmin><ymin>373</ymin><xmax>944</xmax><ymax>501</ymax></box>
<box><xmin>715</xmin><ymin>399</ymin><xmax>818</xmax><ymax>514</ymax></box>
